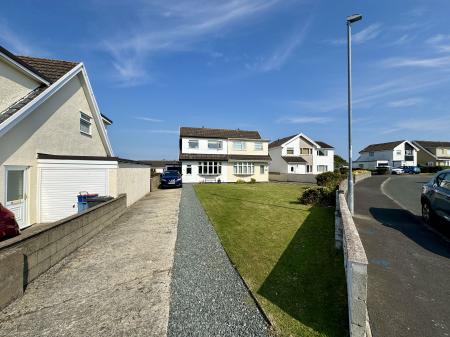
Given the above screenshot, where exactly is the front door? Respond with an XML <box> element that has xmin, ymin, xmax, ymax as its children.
<box><xmin>5</xmin><ymin>167</ymin><xmax>27</xmax><ymax>229</ymax></box>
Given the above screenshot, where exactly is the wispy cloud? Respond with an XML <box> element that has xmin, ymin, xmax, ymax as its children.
<box><xmin>102</xmin><ymin>0</ymin><xmax>284</xmax><ymax>86</ymax></box>
<box><xmin>381</xmin><ymin>116</ymin><xmax>450</xmax><ymax>134</ymax></box>
<box><xmin>278</xmin><ymin>116</ymin><xmax>333</xmax><ymax>124</ymax></box>
<box><xmin>381</xmin><ymin>55</ymin><xmax>450</xmax><ymax>68</ymax></box>
<box><xmin>146</xmin><ymin>129</ymin><xmax>179</xmax><ymax>134</ymax></box>
<box><xmin>133</xmin><ymin>116</ymin><xmax>164</xmax><ymax>123</ymax></box>
<box><xmin>387</xmin><ymin>98</ymin><xmax>424</xmax><ymax>108</ymax></box>
<box><xmin>0</xmin><ymin>20</ymin><xmax>46</xmax><ymax>56</ymax></box>
<box><xmin>328</xmin><ymin>23</ymin><xmax>382</xmax><ymax>45</ymax></box>
<box><xmin>426</xmin><ymin>34</ymin><xmax>450</xmax><ymax>52</ymax></box>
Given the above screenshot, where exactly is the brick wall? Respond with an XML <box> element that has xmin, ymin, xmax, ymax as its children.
<box><xmin>0</xmin><ymin>194</ymin><xmax>127</xmax><ymax>310</ymax></box>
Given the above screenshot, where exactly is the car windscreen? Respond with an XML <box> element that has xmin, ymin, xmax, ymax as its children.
<box><xmin>162</xmin><ymin>171</ymin><xmax>179</xmax><ymax>178</ymax></box>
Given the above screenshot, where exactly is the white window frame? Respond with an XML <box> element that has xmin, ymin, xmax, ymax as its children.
<box><xmin>306</xmin><ymin>165</ymin><xmax>312</xmax><ymax>173</ymax></box>
<box><xmin>260</xmin><ymin>165</ymin><xmax>265</xmax><ymax>174</ymax></box>
<box><xmin>317</xmin><ymin>149</ymin><xmax>327</xmax><ymax>156</ymax></box>
<box><xmin>208</xmin><ymin>140</ymin><xmax>223</xmax><ymax>150</ymax></box>
<box><xmin>233</xmin><ymin>162</ymin><xmax>254</xmax><ymax>175</ymax></box>
<box><xmin>300</xmin><ymin>148</ymin><xmax>312</xmax><ymax>155</ymax></box>
<box><xmin>233</xmin><ymin>141</ymin><xmax>246</xmax><ymax>151</ymax></box>
<box><xmin>317</xmin><ymin>165</ymin><xmax>328</xmax><ymax>173</ymax></box>
<box><xmin>188</xmin><ymin>140</ymin><xmax>199</xmax><ymax>149</ymax></box>
<box><xmin>369</xmin><ymin>152</ymin><xmax>374</xmax><ymax>157</ymax></box>
<box><xmin>254</xmin><ymin>142</ymin><xmax>263</xmax><ymax>151</ymax></box>
<box><xmin>80</xmin><ymin>112</ymin><xmax>92</xmax><ymax>135</ymax></box>
<box><xmin>396</xmin><ymin>150</ymin><xmax>402</xmax><ymax>156</ymax></box>
<box><xmin>198</xmin><ymin>161</ymin><xmax>222</xmax><ymax>175</ymax></box>
<box><xmin>186</xmin><ymin>165</ymin><xmax>192</xmax><ymax>175</ymax></box>
<box><xmin>286</xmin><ymin>147</ymin><xmax>294</xmax><ymax>155</ymax></box>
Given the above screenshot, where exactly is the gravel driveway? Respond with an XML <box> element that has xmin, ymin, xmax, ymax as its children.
<box><xmin>168</xmin><ymin>184</ymin><xmax>269</xmax><ymax>337</ymax></box>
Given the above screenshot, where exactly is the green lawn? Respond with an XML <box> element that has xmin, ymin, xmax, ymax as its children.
<box><xmin>194</xmin><ymin>182</ymin><xmax>348</xmax><ymax>337</ymax></box>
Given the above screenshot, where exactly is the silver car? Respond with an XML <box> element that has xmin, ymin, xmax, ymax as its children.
<box><xmin>421</xmin><ymin>169</ymin><xmax>450</xmax><ymax>224</ymax></box>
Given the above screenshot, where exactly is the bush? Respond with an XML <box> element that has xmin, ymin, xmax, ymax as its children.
<box><xmin>236</xmin><ymin>179</ymin><xmax>246</xmax><ymax>184</ymax></box>
<box><xmin>419</xmin><ymin>166</ymin><xmax>450</xmax><ymax>173</ymax></box>
<box><xmin>249</xmin><ymin>178</ymin><xmax>256</xmax><ymax>184</ymax></box>
<box><xmin>316</xmin><ymin>172</ymin><xmax>345</xmax><ymax>190</ymax></box>
<box><xmin>298</xmin><ymin>187</ymin><xmax>335</xmax><ymax>206</ymax></box>
<box><xmin>374</xmin><ymin>167</ymin><xmax>390</xmax><ymax>175</ymax></box>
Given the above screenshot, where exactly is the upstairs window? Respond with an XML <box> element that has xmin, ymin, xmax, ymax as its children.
<box><xmin>233</xmin><ymin>141</ymin><xmax>246</xmax><ymax>151</ymax></box>
<box><xmin>254</xmin><ymin>142</ymin><xmax>263</xmax><ymax>151</ymax></box>
<box><xmin>286</xmin><ymin>148</ymin><xmax>294</xmax><ymax>155</ymax></box>
<box><xmin>300</xmin><ymin>148</ymin><xmax>312</xmax><ymax>155</ymax></box>
<box><xmin>317</xmin><ymin>149</ymin><xmax>327</xmax><ymax>156</ymax></box>
<box><xmin>396</xmin><ymin>150</ymin><xmax>402</xmax><ymax>156</ymax></box>
<box><xmin>80</xmin><ymin>112</ymin><xmax>91</xmax><ymax>135</ymax></box>
<box><xmin>369</xmin><ymin>152</ymin><xmax>374</xmax><ymax>157</ymax></box>
<box><xmin>208</xmin><ymin>140</ymin><xmax>223</xmax><ymax>150</ymax></box>
<box><xmin>188</xmin><ymin>140</ymin><xmax>199</xmax><ymax>149</ymax></box>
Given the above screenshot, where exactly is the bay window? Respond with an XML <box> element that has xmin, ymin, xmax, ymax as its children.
<box><xmin>233</xmin><ymin>162</ymin><xmax>254</xmax><ymax>175</ymax></box>
<box><xmin>198</xmin><ymin>162</ymin><xmax>222</xmax><ymax>175</ymax></box>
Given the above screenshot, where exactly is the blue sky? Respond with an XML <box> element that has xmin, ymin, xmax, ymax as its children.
<box><xmin>2</xmin><ymin>0</ymin><xmax>450</xmax><ymax>159</ymax></box>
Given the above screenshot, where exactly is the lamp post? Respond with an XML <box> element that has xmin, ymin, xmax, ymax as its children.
<box><xmin>346</xmin><ymin>14</ymin><xmax>362</xmax><ymax>215</ymax></box>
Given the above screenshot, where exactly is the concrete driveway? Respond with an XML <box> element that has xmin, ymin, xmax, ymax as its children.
<box><xmin>354</xmin><ymin>176</ymin><xmax>450</xmax><ymax>337</ymax></box>
<box><xmin>0</xmin><ymin>188</ymin><xmax>181</xmax><ymax>337</ymax></box>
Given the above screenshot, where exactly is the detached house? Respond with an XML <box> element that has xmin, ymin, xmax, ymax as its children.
<box><xmin>179</xmin><ymin>127</ymin><xmax>270</xmax><ymax>183</ymax></box>
<box><xmin>269</xmin><ymin>133</ymin><xmax>334</xmax><ymax>174</ymax></box>
<box><xmin>412</xmin><ymin>141</ymin><xmax>450</xmax><ymax>167</ymax></box>
<box><xmin>0</xmin><ymin>45</ymin><xmax>150</xmax><ymax>228</ymax></box>
<box><xmin>354</xmin><ymin>140</ymin><xmax>419</xmax><ymax>169</ymax></box>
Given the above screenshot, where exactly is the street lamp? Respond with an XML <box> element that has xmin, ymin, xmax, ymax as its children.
<box><xmin>346</xmin><ymin>13</ymin><xmax>362</xmax><ymax>215</ymax></box>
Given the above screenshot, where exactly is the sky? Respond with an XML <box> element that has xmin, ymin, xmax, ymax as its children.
<box><xmin>1</xmin><ymin>0</ymin><xmax>450</xmax><ymax>160</ymax></box>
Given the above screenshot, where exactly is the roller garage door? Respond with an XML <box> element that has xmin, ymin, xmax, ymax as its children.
<box><xmin>38</xmin><ymin>158</ymin><xmax>118</xmax><ymax>223</ymax></box>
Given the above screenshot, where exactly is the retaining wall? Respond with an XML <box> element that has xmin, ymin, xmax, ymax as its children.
<box><xmin>150</xmin><ymin>174</ymin><xmax>160</xmax><ymax>191</ymax></box>
<box><xmin>269</xmin><ymin>172</ymin><xmax>317</xmax><ymax>183</ymax></box>
<box><xmin>335</xmin><ymin>172</ymin><xmax>372</xmax><ymax>337</ymax></box>
<box><xmin>0</xmin><ymin>194</ymin><xmax>127</xmax><ymax>310</ymax></box>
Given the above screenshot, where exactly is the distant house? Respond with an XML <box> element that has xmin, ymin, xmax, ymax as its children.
<box><xmin>141</xmin><ymin>160</ymin><xmax>180</xmax><ymax>173</ymax></box>
<box><xmin>412</xmin><ymin>141</ymin><xmax>450</xmax><ymax>167</ymax></box>
<box><xmin>268</xmin><ymin>133</ymin><xmax>334</xmax><ymax>174</ymax></box>
<box><xmin>179</xmin><ymin>127</ymin><xmax>270</xmax><ymax>183</ymax></box>
<box><xmin>354</xmin><ymin>140</ymin><xmax>419</xmax><ymax>170</ymax></box>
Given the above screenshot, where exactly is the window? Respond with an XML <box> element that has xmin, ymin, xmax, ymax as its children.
<box><xmin>233</xmin><ymin>162</ymin><xmax>254</xmax><ymax>175</ymax></box>
<box><xmin>198</xmin><ymin>162</ymin><xmax>221</xmax><ymax>175</ymax></box>
<box><xmin>427</xmin><ymin>161</ymin><xmax>434</xmax><ymax>167</ymax></box>
<box><xmin>233</xmin><ymin>141</ymin><xmax>246</xmax><ymax>151</ymax></box>
<box><xmin>80</xmin><ymin>112</ymin><xmax>91</xmax><ymax>135</ymax></box>
<box><xmin>260</xmin><ymin>165</ymin><xmax>265</xmax><ymax>174</ymax></box>
<box><xmin>436</xmin><ymin>173</ymin><xmax>450</xmax><ymax>191</ymax></box>
<box><xmin>286</xmin><ymin>148</ymin><xmax>294</xmax><ymax>155</ymax></box>
<box><xmin>300</xmin><ymin>148</ymin><xmax>312</xmax><ymax>155</ymax></box>
<box><xmin>188</xmin><ymin>140</ymin><xmax>199</xmax><ymax>149</ymax></box>
<box><xmin>186</xmin><ymin>165</ymin><xmax>192</xmax><ymax>175</ymax></box>
<box><xmin>396</xmin><ymin>150</ymin><xmax>402</xmax><ymax>156</ymax></box>
<box><xmin>317</xmin><ymin>149</ymin><xmax>327</xmax><ymax>156</ymax></box>
<box><xmin>317</xmin><ymin>165</ymin><xmax>328</xmax><ymax>173</ymax></box>
<box><xmin>359</xmin><ymin>164</ymin><xmax>364</xmax><ymax>168</ymax></box>
<box><xmin>369</xmin><ymin>152</ymin><xmax>374</xmax><ymax>157</ymax></box>
<box><xmin>306</xmin><ymin>165</ymin><xmax>312</xmax><ymax>173</ymax></box>
<box><xmin>254</xmin><ymin>142</ymin><xmax>263</xmax><ymax>151</ymax></box>
<box><xmin>208</xmin><ymin>140</ymin><xmax>223</xmax><ymax>150</ymax></box>
<box><xmin>405</xmin><ymin>149</ymin><xmax>413</xmax><ymax>156</ymax></box>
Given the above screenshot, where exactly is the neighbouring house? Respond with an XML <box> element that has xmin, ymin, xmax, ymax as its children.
<box><xmin>179</xmin><ymin>127</ymin><xmax>270</xmax><ymax>183</ymax></box>
<box><xmin>353</xmin><ymin>140</ymin><xmax>419</xmax><ymax>170</ymax></box>
<box><xmin>269</xmin><ymin>133</ymin><xmax>334</xmax><ymax>174</ymax></box>
<box><xmin>141</xmin><ymin>160</ymin><xmax>181</xmax><ymax>174</ymax></box>
<box><xmin>0</xmin><ymin>45</ymin><xmax>151</xmax><ymax>228</ymax></box>
<box><xmin>412</xmin><ymin>141</ymin><xmax>450</xmax><ymax>167</ymax></box>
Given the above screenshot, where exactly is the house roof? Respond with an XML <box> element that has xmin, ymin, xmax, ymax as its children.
<box><xmin>180</xmin><ymin>127</ymin><xmax>261</xmax><ymax>139</ymax></box>
<box><xmin>140</xmin><ymin>160</ymin><xmax>181</xmax><ymax>167</ymax></box>
<box><xmin>282</xmin><ymin>156</ymin><xmax>307</xmax><ymax>163</ymax></box>
<box><xmin>315</xmin><ymin>141</ymin><xmax>334</xmax><ymax>149</ymax></box>
<box><xmin>413</xmin><ymin>140</ymin><xmax>450</xmax><ymax>148</ymax></box>
<box><xmin>179</xmin><ymin>153</ymin><xmax>229</xmax><ymax>161</ymax></box>
<box><xmin>269</xmin><ymin>134</ymin><xmax>333</xmax><ymax>149</ymax></box>
<box><xmin>360</xmin><ymin>140</ymin><xmax>406</xmax><ymax>153</ymax></box>
<box><xmin>37</xmin><ymin>153</ymin><xmax>150</xmax><ymax>166</ymax></box>
<box><xmin>228</xmin><ymin>154</ymin><xmax>271</xmax><ymax>161</ymax></box>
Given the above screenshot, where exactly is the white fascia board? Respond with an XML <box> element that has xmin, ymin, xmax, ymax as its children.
<box><xmin>403</xmin><ymin>140</ymin><xmax>420</xmax><ymax>152</ymax></box>
<box><xmin>0</xmin><ymin>63</ymin><xmax>83</xmax><ymax>138</ymax></box>
<box><xmin>0</xmin><ymin>51</ymin><xmax>50</xmax><ymax>86</ymax></box>
<box><xmin>79</xmin><ymin>66</ymin><xmax>114</xmax><ymax>156</ymax></box>
<box><xmin>281</xmin><ymin>133</ymin><xmax>320</xmax><ymax>148</ymax></box>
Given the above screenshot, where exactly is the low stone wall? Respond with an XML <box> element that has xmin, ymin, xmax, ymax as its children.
<box><xmin>0</xmin><ymin>194</ymin><xmax>127</xmax><ymax>310</ymax></box>
<box><xmin>269</xmin><ymin>172</ymin><xmax>317</xmax><ymax>183</ymax></box>
<box><xmin>150</xmin><ymin>174</ymin><xmax>160</xmax><ymax>191</ymax></box>
<box><xmin>335</xmin><ymin>173</ymin><xmax>371</xmax><ymax>337</ymax></box>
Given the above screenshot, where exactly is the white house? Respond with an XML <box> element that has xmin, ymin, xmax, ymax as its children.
<box><xmin>179</xmin><ymin>127</ymin><xmax>271</xmax><ymax>183</ymax></box>
<box><xmin>0</xmin><ymin>45</ymin><xmax>150</xmax><ymax>228</ymax></box>
<box><xmin>354</xmin><ymin>140</ymin><xmax>419</xmax><ymax>170</ymax></box>
<box><xmin>269</xmin><ymin>133</ymin><xmax>334</xmax><ymax>174</ymax></box>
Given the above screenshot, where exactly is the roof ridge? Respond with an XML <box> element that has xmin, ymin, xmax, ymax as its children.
<box><xmin>180</xmin><ymin>126</ymin><xmax>259</xmax><ymax>133</ymax></box>
<box><xmin>17</xmin><ymin>55</ymin><xmax>80</xmax><ymax>66</ymax></box>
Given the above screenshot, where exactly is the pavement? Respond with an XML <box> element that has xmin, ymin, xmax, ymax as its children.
<box><xmin>0</xmin><ymin>188</ymin><xmax>181</xmax><ymax>337</ymax></box>
<box><xmin>167</xmin><ymin>184</ymin><xmax>269</xmax><ymax>337</ymax></box>
<box><xmin>354</xmin><ymin>175</ymin><xmax>450</xmax><ymax>337</ymax></box>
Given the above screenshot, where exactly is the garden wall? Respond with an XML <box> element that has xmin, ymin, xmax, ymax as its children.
<box><xmin>116</xmin><ymin>162</ymin><xmax>151</xmax><ymax>206</ymax></box>
<box><xmin>335</xmin><ymin>172</ymin><xmax>372</xmax><ymax>337</ymax></box>
<box><xmin>0</xmin><ymin>194</ymin><xmax>127</xmax><ymax>310</ymax></box>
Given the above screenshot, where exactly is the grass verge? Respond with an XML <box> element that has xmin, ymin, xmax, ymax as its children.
<box><xmin>194</xmin><ymin>182</ymin><xmax>348</xmax><ymax>337</ymax></box>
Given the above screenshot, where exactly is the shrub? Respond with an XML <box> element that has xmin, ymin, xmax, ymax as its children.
<box><xmin>419</xmin><ymin>166</ymin><xmax>450</xmax><ymax>173</ymax></box>
<box><xmin>298</xmin><ymin>187</ymin><xmax>335</xmax><ymax>206</ymax></box>
<box><xmin>236</xmin><ymin>179</ymin><xmax>246</xmax><ymax>184</ymax></box>
<box><xmin>316</xmin><ymin>172</ymin><xmax>345</xmax><ymax>190</ymax></box>
<box><xmin>249</xmin><ymin>178</ymin><xmax>256</xmax><ymax>184</ymax></box>
<box><xmin>374</xmin><ymin>167</ymin><xmax>390</xmax><ymax>175</ymax></box>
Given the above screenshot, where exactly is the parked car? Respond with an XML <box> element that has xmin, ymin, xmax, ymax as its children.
<box><xmin>0</xmin><ymin>203</ymin><xmax>20</xmax><ymax>241</ymax></box>
<box><xmin>421</xmin><ymin>169</ymin><xmax>450</xmax><ymax>225</ymax></box>
<box><xmin>391</xmin><ymin>167</ymin><xmax>404</xmax><ymax>175</ymax></box>
<box><xmin>160</xmin><ymin>170</ymin><xmax>182</xmax><ymax>188</ymax></box>
<box><xmin>401</xmin><ymin>166</ymin><xmax>421</xmax><ymax>174</ymax></box>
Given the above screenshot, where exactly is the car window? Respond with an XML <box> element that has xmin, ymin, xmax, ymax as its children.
<box><xmin>438</xmin><ymin>173</ymin><xmax>450</xmax><ymax>191</ymax></box>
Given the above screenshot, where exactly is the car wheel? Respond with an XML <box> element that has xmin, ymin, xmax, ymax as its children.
<box><xmin>422</xmin><ymin>202</ymin><xmax>434</xmax><ymax>224</ymax></box>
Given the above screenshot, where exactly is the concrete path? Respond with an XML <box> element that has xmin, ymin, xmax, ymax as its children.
<box><xmin>168</xmin><ymin>184</ymin><xmax>269</xmax><ymax>337</ymax></box>
<box><xmin>354</xmin><ymin>176</ymin><xmax>450</xmax><ymax>337</ymax></box>
<box><xmin>0</xmin><ymin>189</ymin><xmax>181</xmax><ymax>337</ymax></box>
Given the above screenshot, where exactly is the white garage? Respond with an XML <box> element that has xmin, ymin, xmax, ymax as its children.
<box><xmin>38</xmin><ymin>156</ymin><xmax>118</xmax><ymax>223</ymax></box>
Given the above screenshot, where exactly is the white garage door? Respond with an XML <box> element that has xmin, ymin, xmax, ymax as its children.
<box><xmin>40</xmin><ymin>168</ymin><xmax>108</xmax><ymax>222</ymax></box>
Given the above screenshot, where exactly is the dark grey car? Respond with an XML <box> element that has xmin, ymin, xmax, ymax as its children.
<box><xmin>421</xmin><ymin>169</ymin><xmax>450</xmax><ymax>224</ymax></box>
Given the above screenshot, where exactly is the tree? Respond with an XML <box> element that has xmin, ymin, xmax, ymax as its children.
<box><xmin>334</xmin><ymin>154</ymin><xmax>348</xmax><ymax>169</ymax></box>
